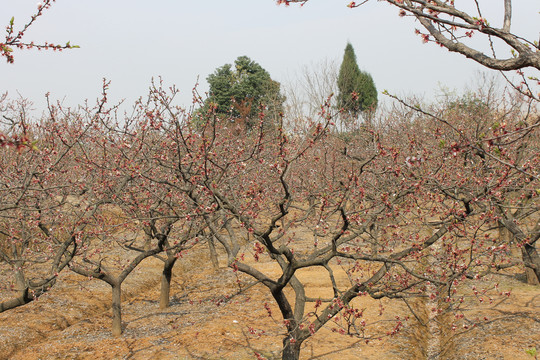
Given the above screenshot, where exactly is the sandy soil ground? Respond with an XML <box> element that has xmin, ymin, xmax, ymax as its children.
<box><xmin>0</xmin><ymin>241</ymin><xmax>538</xmax><ymax>360</ymax></box>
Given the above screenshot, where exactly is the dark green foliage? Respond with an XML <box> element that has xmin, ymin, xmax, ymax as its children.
<box><xmin>204</xmin><ymin>56</ymin><xmax>285</xmax><ymax>129</ymax></box>
<box><xmin>337</xmin><ymin>43</ymin><xmax>378</xmax><ymax>119</ymax></box>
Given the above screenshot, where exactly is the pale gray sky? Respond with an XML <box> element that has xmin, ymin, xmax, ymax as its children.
<box><xmin>1</xmin><ymin>0</ymin><xmax>538</xmax><ymax>114</ymax></box>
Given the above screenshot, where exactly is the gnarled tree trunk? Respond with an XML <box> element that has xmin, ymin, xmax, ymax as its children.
<box><xmin>160</xmin><ymin>255</ymin><xmax>177</xmax><ymax>309</ymax></box>
<box><xmin>282</xmin><ymin>337</ymin><xmax>302</xmax><ymax>360</ymax></box>
<box><xmin>521</xmin><ymin>243</ymin><xmax>540</xmax><ymax>285</ymax></box>
<box><xmin>208</xmin><ymin>235</ymin><xmax>219</xmax><ymax>270</ymax></box>
<box><xmin>500</xmin><ymin>219</ymin><xmax>540</xmax><ymax>285</ymax></box>
<box><xmin>111</xmin><ymin>281</ymin><xmax>123</xmax><ymax>337</ymax></box>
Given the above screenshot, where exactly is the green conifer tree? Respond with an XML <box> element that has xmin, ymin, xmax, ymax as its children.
<box><xmin>203</xmin><ymin>56</ymin><xmax>285</xmax><ymax>130</ymax></box>
<box><xmin>337</xmin><ymin>43</ymin><xmax>378</xmax><ymax>123</ymax></box>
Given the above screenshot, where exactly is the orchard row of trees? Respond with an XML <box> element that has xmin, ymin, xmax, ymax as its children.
<box><xmin>1</xmin><ymin>75</ymin><xmax>538</xmax><ymax>359</ymax></box>
<box><xmin>1</xmin><ymin>1</ymin><xmax>539</xmax><ymax>359</ymax></box>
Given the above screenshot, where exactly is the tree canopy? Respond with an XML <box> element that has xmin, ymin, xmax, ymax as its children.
<box><xmin>337</xmin><ymin>43</ymin><xmax>377</xmax><ymax>121</ymax></box>
<box><xmin>281</xmin><ymin>0</ymin><xmax>539</xmax><ymax>102</ymax></box>
<box><xmin>205</xmin><ymin>56</ymin><xmax>285</xmax><ymax>130</ymax></box>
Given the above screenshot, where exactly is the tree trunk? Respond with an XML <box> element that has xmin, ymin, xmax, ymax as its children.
<box><xmin>0</xmin><ymin>289</ymin><xmax>32</xmax><ymax>312</ymax></box>
<box><xmin>522</xmin><ymin>243</ymin><xmax>540</xmax><ymax>285</ymax></box>
<box><xmin>208</xmin><ymin>235</ymin><xmax>219</xmax><ymax>270</ymax></box>
<box><xmin>14</xmin><ymin>264</ymin><xmax>26</xmax><ymax>294</ymax></box>
<box><xmin>499</xmin><ymin>224</ymin><xmax>518</xmax><ymax>255</ymax></box>
<box><xmin>160</xmin><ymin>255</ymin><xmax>177</xmax><ymax>309</ymax></box>
<box><xmin>0</xmin><ymin>265</ymin><xmax>35</xmax><ymax>312</ymax></box>
<box><xmin>282</xmin><ymin>337</ymin><xmax>302</xmax><ymax>360</ymax></box>
<box><xmin>111</xmin><ymin>283</ymin><xmax>123</xmax><ymax>336</ymax></box>
<box><xmin>499</xmin><ymin>219</ymin><xmax>540</xmax><ymax>285</ymax></box>
<box><xmin>271</xmin><ymin>287</ymin><xmax>303</xmax><ymax>360</ymax></box>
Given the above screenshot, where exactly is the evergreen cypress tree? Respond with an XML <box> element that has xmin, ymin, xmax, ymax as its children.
<box><xmin>204</xmin><ymin>56</ymin><xmax>285</xmax><ymax>130</ymax></box>
<box><xmin>337</xmin><ymin>43</ymin><xmax>378</xmax><ymax>122</ymax></box>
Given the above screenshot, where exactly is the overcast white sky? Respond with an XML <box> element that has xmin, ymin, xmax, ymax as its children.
<box><xmin>1</xmin><ymin>0</ymin><xmax>538</xmax><ymax>114</ymax></box>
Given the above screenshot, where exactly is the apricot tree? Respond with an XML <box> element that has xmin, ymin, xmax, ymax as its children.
<box><xmin>0</xmin><ymin>95</ymin><xmax>99</xmax><ymax>312</ymax></box>
<box><xmin>1</xmin><ymin>0</ymin><xmax>78</xmax><ymax>64</ymax></box>
<box><xmin>144</xmin><ymin>87</ymin><xmax>517</xmax><ymax>359</ymax></box>
<box><xmin>59</xmin><ymin>83</ymin><xmax>206</xmax><ymax>335</ymax></box>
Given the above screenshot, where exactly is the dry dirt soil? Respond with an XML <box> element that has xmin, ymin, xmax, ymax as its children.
<box><xmin>0</xmin><ymin>241</ymin><xmax>538</xmax><ymax>360</ymax></box>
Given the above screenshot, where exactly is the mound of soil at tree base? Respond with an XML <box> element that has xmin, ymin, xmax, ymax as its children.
<box><xmin>0</xmin><ymin>241</ymin><xmax>538</xmax><ymax>360</ymax></box>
